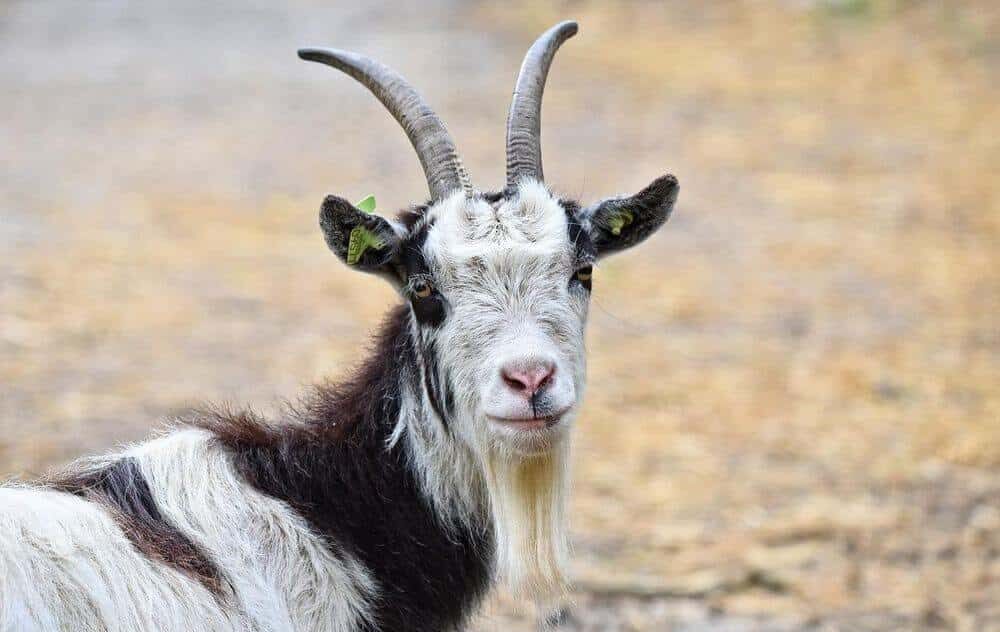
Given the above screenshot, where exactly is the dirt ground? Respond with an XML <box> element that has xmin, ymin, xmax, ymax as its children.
<box><xmin>1</xmin><ymin>1</ymin><xmax>997</xmax><ymax>630</ymax></box>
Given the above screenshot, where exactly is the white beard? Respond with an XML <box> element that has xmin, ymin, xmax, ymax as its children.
<box><xmin>399</xmin><ymin>373</ymin><xmax>574</xmax><ymax>604</ymax></box>
<box><xmin>480</xmin><ymin>439</ymin><xmax>571</xmax><ymax>603</ymax></box>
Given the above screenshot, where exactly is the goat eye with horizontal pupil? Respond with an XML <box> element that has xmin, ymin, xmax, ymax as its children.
<box><xmin>575</xmin><ymin>266</ymin><xmax>593</xmax><ymax>282</ymax></box>
<box><xmin>412</xmin><ymin>280</ymin><xmax>433</xmax><ymax>299</ymax></box>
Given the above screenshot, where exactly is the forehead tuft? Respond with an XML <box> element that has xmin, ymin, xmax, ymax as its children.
<box><xmin>424</xmin><ymin>181</ymin><xmax>569</xmax><ymax>259</ymax></box>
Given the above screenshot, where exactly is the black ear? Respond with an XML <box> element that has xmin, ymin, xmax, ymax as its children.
<box><xmin>583</xmin><ymin>174</ymin><xmax>678</xmax><ymax>257</ymax></box>
<box><xmin>319</xmin><ymin>195</ymin><xmax>401</xmax><ymax>276</ymax></box>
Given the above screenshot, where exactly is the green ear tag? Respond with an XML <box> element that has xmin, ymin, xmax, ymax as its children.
<box><xmin>346</xmin><ymin>226</ymin><xmax>384</xmax><ymax>265</ymax></box>
<box><xmin>607</xmin><ymin>210</ymin><xmax>634</xmax><ymax>236</ymax></box>
<box><xmin>346</xmin><ymin>195</ymin><xmax>382</xmax><ymax>265</ymax></box>
<box><xmin>356</xmin><ymin>194</ymin><xmax>377</xmax><ymax>214</ymax></box>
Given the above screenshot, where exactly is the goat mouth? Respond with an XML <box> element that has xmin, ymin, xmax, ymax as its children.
<box><xmin>488</xmin><ymin>411</ymin><xmax>568</xmax><ymax>431</ymax></box>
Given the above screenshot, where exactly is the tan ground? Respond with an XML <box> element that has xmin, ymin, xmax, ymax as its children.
<box><xmin>1</xmin><ymin>1</ymin><xmax>997</xmax><ymax>630</ymax></box>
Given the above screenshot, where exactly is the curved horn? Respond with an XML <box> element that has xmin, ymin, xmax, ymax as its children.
<box><xmin>505</xmin><ymin>20</ymin><xmax>578</xmax><ymax>190</ymax></box>
<box><xmin>299</xmin><ymin>48</ymin><xmax>471</xmax><ymax>201</ymax></box>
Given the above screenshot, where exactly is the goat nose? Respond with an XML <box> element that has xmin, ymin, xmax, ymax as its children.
<box><xmin>501</xmin><ymin>360</ymin><xmax>556</xmax><ymax>398</ymax></box>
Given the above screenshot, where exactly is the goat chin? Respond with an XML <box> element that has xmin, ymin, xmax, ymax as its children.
<box><xmin>480</xmin><ymin>439</ymin><xmax>570</xmax><ymax>604</ymax></box>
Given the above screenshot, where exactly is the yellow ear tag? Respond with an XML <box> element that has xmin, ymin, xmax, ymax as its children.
<box><xmin>607</xmin><ymin>209</ymin><xmax>634</xmax><ymax>236</ymax></box>
<box><xmin>346</xmin><ymin>195</ymin><xmax>383</xmax><ymax>265</ymax></box>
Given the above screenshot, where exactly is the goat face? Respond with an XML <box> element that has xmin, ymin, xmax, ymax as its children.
<box><xmin>408</xmin><ymin>182</ymin><xmax>588</xmax><ymax>457</ymax></box>
<box><xmin>319</xmin><ymin>175</ymin><xmax>676</xmax><ymax>457</ymax></box>
<box><xmin>303</xmin><ymin>21</ymin><xmax>677</xmax><ymax>458</ymax></box>
<box><xmin>431</xmin><ymin>184</ymin><xmax>587</xmax><ymax>456</ymax></box>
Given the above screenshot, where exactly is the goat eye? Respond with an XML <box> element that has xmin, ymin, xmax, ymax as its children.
<box><xmin>413</xmin><ymin>279</ymin><xmax>433</xmax><ymax>299</ymax></box>
<box><xmin>573</xmin><ymin>265</ymin><xmax>593</xmax><ymax>291</ymax></box>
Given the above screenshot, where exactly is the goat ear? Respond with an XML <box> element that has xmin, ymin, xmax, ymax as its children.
<box><xmin>583</xmin><ymin>174</ymin><xmax>678</xmax><ymax>257</ymax></box>
<box><xmin>319</xmin><ymin>195</ymin><xmax>401</xmax><ymax>275</ymax></box>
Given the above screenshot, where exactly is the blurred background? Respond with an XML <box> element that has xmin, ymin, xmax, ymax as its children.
<box><xmin>1</xmin><ymin>1</ymin><xmax>997</xmax><ymax>630</ymax></box>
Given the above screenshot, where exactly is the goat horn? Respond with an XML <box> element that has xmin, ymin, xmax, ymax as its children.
<box><xmin>299</xmin><ymin>48</ymin><xmax>472</xmax><ymax>201</ymax></box>
<box><xmin>505</xmin><ymin>20</ymin><xmax>578</xmax><ymax>190</ymax></box>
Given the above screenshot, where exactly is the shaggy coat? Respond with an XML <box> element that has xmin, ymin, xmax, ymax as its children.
<box><xmin>1</xmin><ymin>305</ymin><xmax>488</xmax><ymax>632</ymax></box>
<box><xmin>0</xmin><ymin>18</ymin><xmax>679</xmax><ymax>631</ymax></box>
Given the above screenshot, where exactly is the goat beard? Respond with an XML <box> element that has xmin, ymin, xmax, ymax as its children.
<box><xmin>480</xmin><ymin>440</ymin><xmax>570</xmax><ymax>604</ymax></box>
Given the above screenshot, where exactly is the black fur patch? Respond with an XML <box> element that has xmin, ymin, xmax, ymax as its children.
<box><xmin>194</xmin><ymin>307</ymin><xmax>492</xmax><ymax>632</ymax></box>
<box><xmin>479</xmin><ymin>190</ymin><xmax>505</xmax><ymax>205</ymax></box>
<box><xmin>410</xmin><ymin>293</ymin><xmax>446</xmax><ymax>326</ymax></box>
<box><xmin>396</xmin><ymin>204</ymin><xmax>429</xmax><ymax>231</ymax></box>
<box><xmin>420</xmin><ymin>338</ymin><xmax>452</xmax><ymax>433</ymax></box>
<box><xmin>562</xmin><ymin>199</ymin><xmax>596</xmax><ymax>263</ymax></box>
<box><xmin>50</xmin><ymin>458</ymin><xmax>226</xmax><ymax>597</ymax></box>
<box><xmin>443</xmin><ymin>370</ymin><xmax>456</xmax><ymax>419</ymax></box>
<box><xmin>562</xmin><ymin>200</ymin><xmax>596</xmax><ymax>292</ymax></box>
<box><xmin>398</xmin><ymin>222</ymin><xmax>447</xmax><ymax>327</ymax></box>
<box><xmin>397</xmin><ymin>217</ymin><xmax>432</xmax><ymax>277</ymax></box>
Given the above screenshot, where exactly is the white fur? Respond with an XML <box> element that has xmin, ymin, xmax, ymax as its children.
<box><xmin>0</xmin><ymin>429</ymin><xmax>377</xmax><ymax>632</ymax></box>
<box><xmin>405</xmin><ymin>181</ymin><xmax>590</xmax><ymax>600</ymax></box>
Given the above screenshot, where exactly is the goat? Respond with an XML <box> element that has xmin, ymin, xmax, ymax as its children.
<box><xmin>0</xmin><ymin>21</ymin><xmax>678</xmax><ymax>632</ymax></box>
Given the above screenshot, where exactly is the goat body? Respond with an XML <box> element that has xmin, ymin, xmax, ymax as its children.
<box><xmin>0</xmin><ymin>20</ymin><xmax>679</xmax><ymax>632</ymax></box>
<box><xmin>1</xmin><ymin>308</ymin><xmax>489</xmax><ymax>632</ymax></box>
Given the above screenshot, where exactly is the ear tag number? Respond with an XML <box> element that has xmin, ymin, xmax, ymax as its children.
<box><xmin>347</xmin><ymin>195</ymin><xmax>382</xmax><ymax>265</ymax></box>
<box><xmin>607</xmin><ymin>209</ymin><xmax>634</xmax><ymax>236</ymax></box>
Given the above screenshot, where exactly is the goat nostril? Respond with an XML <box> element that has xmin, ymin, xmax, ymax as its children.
<box><xmin>538</xmin><ymin>369</ymin><xmax>554</xmax><ymax>391</ymax></box>
<box><xmin>501</xmin><ymin>362</ymin><xmax>556</xmax><ymax>397</ymax></box>
<box><xmin>502</xmin><ymin>372</ymin><xmax>529</xmax><ymax>393</ymax></box>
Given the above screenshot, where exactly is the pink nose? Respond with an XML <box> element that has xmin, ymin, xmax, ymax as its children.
<box><xmin>501</xmin><ymin>360</ymin><xmax>556</xmax><ymax>398</ymax></box>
